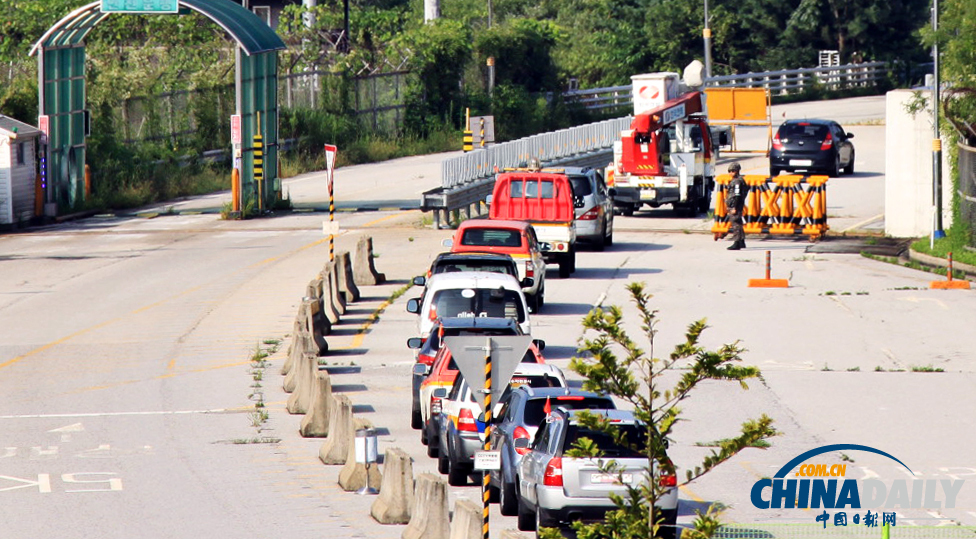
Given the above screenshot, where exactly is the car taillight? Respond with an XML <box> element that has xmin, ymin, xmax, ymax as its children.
<box><xmin>820</xmin><ymin>133</ymin><xmax>833</xmax><ymax>150</ymax></box>
<box><xmin>543</xmin><ymin>457</ymin><xmax>563</xmax><ymax>486</ymax></box>
<box><xmin>513</xmin><ymin>426</ymin><xmax>531</xmax><ymax>455</ymax></box>
<box><xmin>772</xmin><ymin>134</ymin><xmax>784</xmax><ymax>151</ymax></box>
<box><xmin>430</xmin><ymin>396</ymin><xmax>443</xmax><ymax>415</ymax></box>
<box><xmin>428</xmin><ymin>304</ymin><xmax>437</xmax><ymax>321</ymax></box>
<box><xmin>525</xmin><ymin>260</ymin><xmax>534</xmax><ymax>278</ymax></box>
<box><xmin>658</xmin><ymin>473</ymin><xmax>677</xmax><ymax>488</ymax></box>
<box><xmin>578</xmin><ymin>208</ymin><xmax>600</xmax><ymax>221</ymax></box>
<box><xmin>458</xmin><ymin>408</ymin><xmax>478</xmax><ymax>432</ymax></box>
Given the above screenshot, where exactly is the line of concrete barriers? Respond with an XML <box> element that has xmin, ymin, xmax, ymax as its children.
<box><xmin>279</xmin><ymin>234</ymin><xmax>530</xmax><ymax>539</ymax></box>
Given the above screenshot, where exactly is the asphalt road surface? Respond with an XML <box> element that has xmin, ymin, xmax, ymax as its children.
<box><xmin>2</xmin><ymin>96</ymin><xmax>974</xmax><ymax>538</ymax></box>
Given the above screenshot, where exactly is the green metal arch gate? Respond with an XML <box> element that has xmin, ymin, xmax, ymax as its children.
<box><xmin>30</xmin><ymin>0</ymin><xmax>285</xmax><ymax>215</ymax></box>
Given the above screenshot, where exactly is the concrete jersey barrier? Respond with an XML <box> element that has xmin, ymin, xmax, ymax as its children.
<box><xmin>371</xmin><ymin>447</ymin><xmax>415</xmax><ymax>524</ymax></box>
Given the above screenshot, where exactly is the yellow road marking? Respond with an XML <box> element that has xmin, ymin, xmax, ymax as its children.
<box><xmin>679</xmin><ymin>485</ymin><xmax>705</xmax><ymax>502</ymax></box>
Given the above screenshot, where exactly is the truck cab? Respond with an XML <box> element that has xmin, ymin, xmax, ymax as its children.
<box><xmin>488</xmin><ymin>171</ymin><xmax>577</xmax><ymax>278</ymax></box>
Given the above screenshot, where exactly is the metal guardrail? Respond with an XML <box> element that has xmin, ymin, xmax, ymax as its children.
<box><xmin>440</xmin><ymin>117</ymin><xmax>631</xmax><ymax>189</ymax></box>
<box><xmin>562</xmin><ymin>62</ymin><xmax>890</xmax><ymax>112</ymax></box>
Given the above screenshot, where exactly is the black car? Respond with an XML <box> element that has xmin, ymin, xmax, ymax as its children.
<box><xmin>770</xmin><ymin>119</ymin><xmax>855</xmax><ymax>177</ymax></box>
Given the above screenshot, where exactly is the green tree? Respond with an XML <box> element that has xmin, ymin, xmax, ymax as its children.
<box><xmin>397</xmin><ymin>20</ymin><xmax>472</xmax><ymax>134</ymax></box>
<box><xmin>552</xmin><ymin>282</ymin><xmax>776</xmax><ymax>539</ymax></box>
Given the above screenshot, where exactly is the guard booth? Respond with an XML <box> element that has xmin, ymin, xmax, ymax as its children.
<box><xmin>29</xmin><ymin>0</ymin><xmax>285</xmax><ymax>216</ymax></box>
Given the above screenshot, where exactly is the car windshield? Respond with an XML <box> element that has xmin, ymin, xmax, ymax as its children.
<box><xmin>564</xmin><ymin>423</ymin><xmax>647</xmax><ymax>458</ymax></box>
<box><xmin>523</xmin><ymin>397</ymin><xmax>613</xmax><ymax>425</ymax></box>
<box><xmin>430</xmin><ymin>287</ymin><xmax>525</xmax><ymax>322</ymax></box>
<box><xmin>434</xmin><ymin>260</ymin><xmax>517</xmax><ymax>276</ymax></box>
<box><xmin>568</xmin><ymin>176</ymin><xmax>592</xmax><ymax>197</ymax></box>
<box><xmin>460</xmin><ymin>229</ymin><xmax>522</xmax><ymax>248</ymax></box>
<box><xmin>780</xmin><ymin>123</ymin><xmax>828</xmax><ymax>139</ymax></box>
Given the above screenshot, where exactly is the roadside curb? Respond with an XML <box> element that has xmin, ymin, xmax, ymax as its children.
<box><xmin>909</xmin><ymin>248</ymin><xmax>976</xmax><ymax>277</ymax></box>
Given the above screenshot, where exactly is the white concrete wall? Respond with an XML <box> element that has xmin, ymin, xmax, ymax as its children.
<box><xmin>885</xmin><ymin>89</ymin><xmax>952</xmax><ymax>238</ymax></box>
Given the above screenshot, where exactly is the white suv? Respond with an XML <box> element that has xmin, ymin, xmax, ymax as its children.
<box><xmin>406</xmin><ymin>272</ymin><xmax>531</xmax><ymax>337</ymax></box>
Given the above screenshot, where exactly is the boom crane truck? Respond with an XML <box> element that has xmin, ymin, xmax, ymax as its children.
<box><xmin>608</xmin><ymin>72</ymin><xmax>722</xmax><ymax>216</ymax></box>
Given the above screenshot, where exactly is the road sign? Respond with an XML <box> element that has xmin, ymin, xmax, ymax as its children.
<box><xmin>101</xmin><ymin>0</ymin><xmax>179</xmax><ymax>13</ymax></box>
<box><xmin>474</xmin><ymin>451</ymin><xmax>501</xmax><ymax>471</ymax></box>
<box><xmin>469</xmin><ymin>116</ymin><xmax>496</xmax><ymax>147</ymax></box>
<box><xmin>230</xmin><ymin>115</ymin><xmax>241</xmax><ymax>145</ymax></box>
<box><xmin>444</xmin><ymin>336</ymin><xmax>533</xmax><ymax>414</ymax></box>
<box><xmin>324</xmin><ymin>144</ymin><xmax>337</xmax><ymax>172</ymax></box>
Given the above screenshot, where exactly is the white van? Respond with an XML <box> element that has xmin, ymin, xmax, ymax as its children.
<box><xmin>406</xmin><ymin>272</ymin><xmax>531</xmax><ymax>337</ymax></box>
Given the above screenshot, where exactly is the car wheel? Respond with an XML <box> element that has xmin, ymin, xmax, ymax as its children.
<box><xmin>411</xmin><ymin>406</ymin><xmax>423</xmax><ymax>430</ymax></box>
<box><xmin>593</xmin><ymin>231</ymin><xmax>606</xmax><ymax>252</ymax></box>
<box><xmin>487</xmin><ymin>477</ymin><xmax>500</xmax><ymax>503</ymax></box>
<box><xmin>421</xmin><ymin>420</ymin><xmax>429</xmax><ymax>445</ymax></box>
<box><xmin>558</xmin><ymin>259</ymin><xmax>571</xmax><ymax>278</ymax></box>
<box><xmin>447</xmin><ymin>459</ymin><xmax>468</xmax><ymax>486</ymax></box>
<box><xmin>623</xmin><ymin>204</ymin><xmax>636</xmax><ymax>216</ymax></box>
<box><xmin>517</xmin><ymin>492</ymin><xmax>537</xmax><ymax>531</ymax></box>
<box><xmin>527</xmin><ymin>292</ymin><xmax>539</xmax><ymax>314</ymax></box>
<box><xmin>500</xmin><ymin>479</ymin><xmax>518</xmax><ymax>516</ymax></box>
<box><xmin>536</xmin><ymin>505</ymin><xmax>558</xmax><ymax>535</ymax></box>
<box><xmin>437</xmin><ymin>450</ymin><xmax>450</xmax><ymax>474</ymax></box>
<box><xmin>537</xmin><ymin>285</ymin><xmax>545</xmax><ymax>309</ymax></box>
<box><xmin>426</xmin><ymin>438</ymin><xmax>438</xmax><ymax>458</ymax></box>
<box><xmin>605</xmin><ymin>220</ymin><xmax>613</xmax><ymax>246</ymax></box>
<box><xmin>830</xmin><ymin>155</ymin><xmax>841</xmax><ymax>177</ymax></box>
<box><xmin>770</xmin><ymin>166</ymin><xmax>781</xmax><ymax>177</ymax></box>
<box><xmin>843</xmin><ymin>151</ymin><xmax>855</xmax><ymax>175</ymax></box>
<box><xmin>568</xmin><ymin>249</ymin><xmax>577</xmax><ymax>273</ymax></box>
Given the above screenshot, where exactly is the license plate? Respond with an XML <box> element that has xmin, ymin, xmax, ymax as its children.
<box><xmin>639</xmin><ymin>189</ymin><xmax>657</xmax><ymax>201</ymax></box>
<box><xmin>591</xmin><ymin>473</ymin><xmax>633</xmax><ymax>485</ymax></box>
<box><xmin>789</xmin><ymin>159</ymin><xmax>813</xmax><ymax>167</ymax></box>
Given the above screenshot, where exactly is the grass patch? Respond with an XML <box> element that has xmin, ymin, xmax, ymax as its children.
<box><xmin>910</xmin><ymin>364</ymin><xmax>945</xmax><ymax>373</ymax></box>
<box><xmin>910</xmin><ymin>236</ymin><xmax>976</xmax><ymax>269</ymax></box>
<box><xmin>230</xmin><ymin>437</ymin><xmax>281</xmax><ymax>444</ymax></box>
<box><xmin>846</xmin><ymin>367</ymin><xmax>861</xmax><ymax>372</ymax></box>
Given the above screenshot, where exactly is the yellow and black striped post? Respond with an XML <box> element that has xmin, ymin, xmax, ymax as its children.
<box><xmin>463</xmin><ymin>108</ymin><xmax>473</xmax><ymax>152</ymax></box>
<box><xmin>482</xmin><ymin>337</ymin><xmax>492</xmax><ymax>539</ymax></box>
<box><xmin>329</xmin><ymin>169</ymin><xmax>335</xmax><ymax>263</ymax></box>
<box><xmin>254</xmin><ymin>111</ymin><xmax>264</xmax><ymax>212</ymax></box>
<box><xmin>479</xmin><ymin>117</ymin><xmax>486</xmax><ymax>149</ymax></box>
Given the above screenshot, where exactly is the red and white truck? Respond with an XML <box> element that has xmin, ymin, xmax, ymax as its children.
<box><xmin>608</xmin><ymin>72</ymin><xmax>722</xmax><ymax>216</ymax></box>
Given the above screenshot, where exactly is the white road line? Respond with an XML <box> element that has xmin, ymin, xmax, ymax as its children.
<box><xmin>0</xmin><ymin>409</ymin><xmax>231</xmax><ymax>419</ymax></box>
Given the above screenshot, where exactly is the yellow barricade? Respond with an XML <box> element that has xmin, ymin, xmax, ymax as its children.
<box><xmin>712</xmin><ymin>174</ymin><xmax>829</xmax><ymax>241</ymax></box>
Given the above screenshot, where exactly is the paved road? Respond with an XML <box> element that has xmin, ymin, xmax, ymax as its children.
<box><xmin>3</xmin><ymin>96</ymin><xmax>974</xmax><ymax>537</ymax></box>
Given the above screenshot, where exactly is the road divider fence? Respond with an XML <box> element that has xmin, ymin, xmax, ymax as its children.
<box><xmin>371</xmin><ymin>447</ymin><xmax>415</xmax><ymax>524</ymax></box>
<box><xmin>403</xmin><ymin>473</ymin><xmax>451</xmax><ymax>539</ymax></box>
<box><xmin>712</xmin><ymin>173</ymin><xmax>830</xmax><ymax>241</ymax></box>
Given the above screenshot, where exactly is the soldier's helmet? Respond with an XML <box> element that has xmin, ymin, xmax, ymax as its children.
<box><xmin>728</xmin><ymin>162</ymin><xmax>742</xmax><ymax>173</ymax></box>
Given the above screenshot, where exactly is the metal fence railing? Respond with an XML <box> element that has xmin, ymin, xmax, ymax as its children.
<box><xmin>562</xmin><ymin>62</ymin><xmax>891</xmax><ymax>112</ymax></box>
<box><xmin>958</xmin><ymin>142</ymin><xmax>976</xmax><ymax>248</ymax></box>
<box><xmin>440</xmin><ymin>116</ymin><xmax>631</xmax><ymax>189</ymax></box>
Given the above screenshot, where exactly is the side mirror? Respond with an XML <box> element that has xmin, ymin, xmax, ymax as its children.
<box><xmin>485</xmin><ymin>194</ymin><xmax>493</xmax><ymax>206</ymax></box>
<box><xmin>719</xmin><ymin>130</ymin><xmax>730</xmax><ymax>146</ymax></box>
<box><xmin>607</xmin><ymin>188</ymin><xmax>617</xmax><ymax>198</ymax></box>
<box><xmin>432</xmin><ymin>387</ymin><xmax>448</xmax><ymax>398</ymax></box>
<box><xmin>532</xmin><ymin>339</ymin><xmax>546</xmax><ymax>352</ymax></box>
<box><xmin>477</xmin><ymin>411</ymin><xmax>486</xmax><ymax>423</ymax></box>
<box><xmin>406</xmin><ymin>298</ymin><xmax>421</xmax><ymax>314</ymax></box>
<box><xmin>412</xmin><ymin>362</ymin><xmax>430</xmax><ymax>376</ymax></box>
<box><xmin>407</xmin><ymin>337</ymin><xmax>423</xmax><ymax>350</ymax></box>
<box><xmin>442</xmin><ymin>238</ymin><xmax>454</xmax><ymax>247</ymax></box>
<box><xmin>520</xmin><ymin>277</ymin><xmax>534</xmax><ymax>288</ymax></box>
<box><xmin>513</xmin><ymin>437</ymin><xmax>531</xmax><ymax>451</ymax></box>
<box><xmin>846</xmin><ymin>132</ymin><xmax>855</xmax><ymax>139</ymax></box>
<box><xmin>539</xmin><ymin>242</ymin><xmax>552</xmax><ymax>251</ymax></box>
<box><xmin>413</xmin><ymin>275</ymin><xmax>427</xmax><ymax>286</ymax></box>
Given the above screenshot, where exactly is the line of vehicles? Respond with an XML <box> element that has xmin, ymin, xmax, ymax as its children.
<box><xmin>403</xmin><ymin>165</ymin><xmax>679</xmax><ymax>538</ymax></box>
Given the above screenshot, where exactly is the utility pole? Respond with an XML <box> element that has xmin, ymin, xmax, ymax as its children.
<box><xmin>703</xmin><ymin>0</ymin><xmax>713</xmax><ymax>79</ymax></box>
<box><xmin>931</xmin><ymin>0</ymin><xmax>945</xmax><ymax>246</ymax></box>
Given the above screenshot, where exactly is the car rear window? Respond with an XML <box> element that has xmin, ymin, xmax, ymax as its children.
<box><xmin>523</xmin><ymin>397</ymin><xmax>614</xmax><ymax>425</ymax></box>
<box><xmin>569</xmin><ymin>177</ymin><xmax>593</xmax><ymax>197</ymax></box>
<box><xmin>430</xmin><ymin>288</ymin><xmax>525</xmax><ymax>322</ymax></box>
<box><xmin>448</xmin><ymin>346</ymin><xmax>536</xmax><ymax>371</ymax></box>
<box><xmin>460</xmin><ymin>229</ymin><xmax>522</xmax><ymax>248</ymax></box>
<box><xmin>509</xmin><ymin>180</ymin><xmax>555</xmax><ymax>199</ymax></box>
<box><xmin>779</xmin><ymin>123</ymin><xmax>828</xmax><ymax>139</ymax></box>
<box><xmin>434</xmin><ymin>260</ymin><xmax>517</xmax><ymax>276</ymax></box>
<box><xmin>564</xmin><ymin>423</ymin><xmax>647</xmax><ymax>458</ymax></box>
